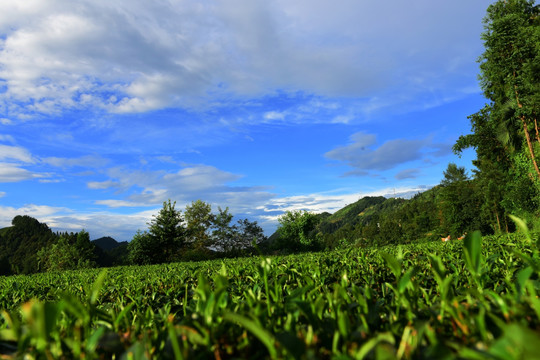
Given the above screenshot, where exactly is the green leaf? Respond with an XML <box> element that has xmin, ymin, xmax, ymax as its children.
<box><xmin>516</xmin><ymin>266</ymin><xmax>533</xmax><ymax>296</ymax></box>
<box><xmin>398</xmin><ymin>267</ymin><xmax>417</xmax><ymax>294</ymax></box>
<box><xmin>114</xmin><ymin>302</ymin><xmax>135</xmax><ymax>329</ymax></box>
<box><xmin>488</xmin><ymin>324</ymin><xmax>540</xmax><ymax>359</ymax></box>
<box><xmin>463</xmin><ymin>231</ymin><xmax>482</xmax><ymax>276</ymax></box>
<box><xmin>381</xmin><ymin>252</ymin><xmax>401</xmax><ymax>278</ymax></box>
<box><xmin>356</xmin><ymin>332</ymin><xmax>395</xmax><ymax>359</ymax></box>
<box><xmin>224</xmin><ymin>312</ymin><xmax>278</xmax><ymax>358</ymax></box>
<box><xmin>509</xmin><ymin>215</ymin><xmax>531</xmax><ymax>242</ymax></box>
<box><xmin>90</xmin><ymin>269</ymin><xmax>108</xmax><ymax>305</ymax></box>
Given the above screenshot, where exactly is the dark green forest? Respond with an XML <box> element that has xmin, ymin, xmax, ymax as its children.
<box><xmin>1</xmin><ymin>0</ymin><xmax>539</xmax><ymax>276</ymax></box>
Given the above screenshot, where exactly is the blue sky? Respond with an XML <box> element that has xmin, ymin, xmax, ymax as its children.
<box><xmin>0</xmin><ymin>0</ymin><xmax>491</xmax><ymax>240</ymax></box>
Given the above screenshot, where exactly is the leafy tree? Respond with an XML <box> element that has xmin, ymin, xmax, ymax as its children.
<box><xmin>478</xmin><ymin>0</ymin><xmax>540</xmax><ymax>179</ymax></box>
<box><xmin>147</xmin><ymin>200</ymin><xmax>185</xmax><ymax>262</ymax></box>
<box><xmin>438</xmin><ymin>164</ymin><xmax>484</xmax><ymax>237</ymax></box>
<box><xmin>275</xmin><ymin>210</ymin><xmax>321</xmax><ymax>252</ymax></box>
<box><xmin>37</xmin><ymin>231</ymin><xmax>97</xmax><ymax>272</ymax></box>
<box><xmin>211</xmin><ymin>207</ymin><xmax>235</xmax><ymax>253</ymax></box>
<box><xmin>455</xmin><ymin>0</ymin><xmax>540</xmax><ymax>230</ymax></box>
<box><xmin>454</xmin><ymin>105</ymin><xmax>513</xmax><ymax>232</ymax></box>
<box><xmin>233</xmin><ymin>218</ymin><xmax>266</xmax><ymax>251</ymax></box>
<box><xmin>127</xmin><ymin>230</ymin><xmax>155</xmax><ymax>265</ymax></box>
<box><xmin>185</xmin><ymin>200</ymin><xmax>214</xmax><ymax>250</ymax></box>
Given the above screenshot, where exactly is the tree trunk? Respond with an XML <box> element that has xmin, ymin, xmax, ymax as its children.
<box><xmin>521</xmin><ymin>117</ymin><xmax>540</xmax><ymax>179</ymax></box>
<box><xmin>535</xmin><ymin>118</ymin><xmax>540</xmax><ymax>144</ymax></box>
<box><xmin>494</xmin><ymin>207</ymin><xmax>501</xmax><ymax>233</ymax></box>
<box><xmin>514</xmin><ymin>76</ymin><xmax>540</xmax><ymax>179</ymax></box>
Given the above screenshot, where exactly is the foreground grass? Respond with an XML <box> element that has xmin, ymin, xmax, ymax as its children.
<box><xmin>1</xmin><ymin>233</ymin><xmax>539</xmax><ymax>359</ymax></box>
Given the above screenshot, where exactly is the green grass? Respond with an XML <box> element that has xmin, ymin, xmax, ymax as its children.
<box><xmin>1</xmin><ymin>233</ymin><xmax>539</xmax><ymax>359</ymax></box>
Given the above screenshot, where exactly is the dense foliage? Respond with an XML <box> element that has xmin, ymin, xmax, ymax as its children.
<box><xmin>0</xmin><ymin>217</ymin><xmax>128</xmax><ymax>276</ymax></box>
<box><xmin>1</xmin><ymin>232</ymin><xmax>539</xmax><ymax>358</ymax></box>
<box><xmin>455</xmin><ymin>0</ymin><xmax>540</xmax><ymax>227</ymax></box>
<box><xmin>128</xmin><ymin>200</ymin><xmax>267</xmax><ymax>265</ymax></box>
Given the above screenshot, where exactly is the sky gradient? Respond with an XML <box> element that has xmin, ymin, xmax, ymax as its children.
<box><xmin>0</xmin><ymin>0</ymin><xmax>492</xmax><ymax>240</ymax></box>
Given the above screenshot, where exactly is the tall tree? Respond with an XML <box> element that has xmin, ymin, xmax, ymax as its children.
<box><xmin>438</xmin><ymin>164</ymin><xmax>484</xmax><ymax>237</ymax></box>
<box><xmin>128</xmin><ymin>200</ymin><xmax>185</xmax><ymax>265</ymax></box>
<box><xmin>127</xmin><ymin>230</ymin><xmax>155</xmax><ymax>265</ymax></box>
<box><xmin>211</xmin><ymin>207</ymin><xmax>235</xmax><ymax>253</ymax></box>
<box><xmin>479</xmin><ymin>0</ymin><xmax>540</xmax><ymax>179</ymax></box>
<box><xmin>184</xmin><ymin>200</ymin><xmax>214</xmax><ymax>250</ymax></box>
<box><xmin>234</xmin><ymin>218</ymin><xmax>266</xmax><ymax>250</ymax></box>
<box><xmin>147</xmin><ymin>200</ymin><xmax>185</xmax><ymax>263</ymax></box>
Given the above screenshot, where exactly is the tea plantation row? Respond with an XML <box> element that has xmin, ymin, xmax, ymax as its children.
<box><xmin>1</xmin><ymin>233</ymin><xmax>539</xmax><ymax>359</ymax></box>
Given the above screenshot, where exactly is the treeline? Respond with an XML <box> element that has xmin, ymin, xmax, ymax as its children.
<box><xmin>0</xmin><ymin>215</ymin><xmax>129</xmax><ymax>276</ymax></box>
<box><xmin>0</xmin><ymin>201</ymin><xmax>267</xmax><ymax>275</ymax></box>
<box><xmin>127</xmin><ymin>200</ymin><xmax>266</xmax><ymax>264</ymax></box>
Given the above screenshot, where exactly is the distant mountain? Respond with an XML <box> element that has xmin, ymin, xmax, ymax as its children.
<box><xmin>92</xmin><ymin>236</ymin><xmax>128</xmax><ymax>251</ymax></box>
<box><xmin>267</xmin><ymin>188</ymin><xmax>444</xmax><ymax>249</ymax></box>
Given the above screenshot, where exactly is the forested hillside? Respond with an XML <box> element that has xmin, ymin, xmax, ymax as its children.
<box><xmin>0</xmin><ymin>216</ymin><xmax>127</xmax><ymax>276</ymax></box>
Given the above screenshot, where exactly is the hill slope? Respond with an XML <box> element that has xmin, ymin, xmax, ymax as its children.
<box><xmin>92</xmin><ymin>236</ymin><xmax>128</xmax><ymax>251</ymax></box>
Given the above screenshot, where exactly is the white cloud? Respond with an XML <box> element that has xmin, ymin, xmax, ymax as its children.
<box><xmin>0</xmin><ymin>191</ymin><xmax>5</xmax><ymax>198</ymax></box>
<box><xmin>0</xmin><ymin>0</ymin><xmax>489</xmax><ymax>119</ymax></box>
<box><xmin>264</xmin><ymin>111</ymin><xmax>286</xmax><ymax>121</ymax></box>
<box><xmin>87</xmin><ymin>180</ymin><xmax>121</xmax><ymax>190</ymax></box>
<box><xmin>0</xmin><ymin>162</ymin><xmax>42</xmax><ymax>182</ymax></box>
<box><xmin>0</xmin><ymin>204</ymin><xmax>69</xmax><ymax>228</ymax></box>
<box><xmin>93</xmin><ymin>200</ymin><xmax>151</xmax><ymax>208</ymax></box>
<box><xmin>0</xmin><ymin>144</ymin><xmax>34</xmax><ymax>163</ymax></box>
<box><xmin>90</xmin><ymin>164</ymin><xmax>274</xmax><ymax>214</ymax></box>
<box><xmin>395</xmin><ymin>169</ymin><xmax>421</xmax><ymax>180</ymax></box>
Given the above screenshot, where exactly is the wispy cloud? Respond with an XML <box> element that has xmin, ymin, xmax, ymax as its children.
<box><xmin>0</xmin><ymin>144</ymin><xmax>34</xmax><ymax>163</ymax></box>
<box><xmin>325</xmin><ymin>132</ymin><xmax>452</xmax><ymax>176</ymax></box>
<box><xmin>395</xmin><ymin>169</ymin><xmax>422</xmax><ymax>180</ymax></box>
<box><xmin>42</xmin><ymin>155</ymin><xmax>109</xmax><ymax>168</ymax></box>
<box><xmin>89</xmin><ymin>164</ymin><xmax>275</xmax><ymax>213</ymax></box>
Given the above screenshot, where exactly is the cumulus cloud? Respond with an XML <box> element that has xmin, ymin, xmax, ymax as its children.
<box><xmin>0</xmin><ymin>204</ymin><xmax>69</xmax><ymax>228</ymax></box>
<box><xmin>0</xmin><ymin>144</ymin><xmax>34</xmax><ymax>163</ymax></box>
<box><xmin>90</xmin><ymin>164</ymin><xmax>275</xmax><ymax>214</ymax></box>
<box><xmin>325</xmin><ymin>132</ymin><xmax>451</xmax><ymax>176</ymax></box>
<box><xmin>0</xmin><ymin>0</ymin><xmax>489</xmax><ymax>119</ymax></box>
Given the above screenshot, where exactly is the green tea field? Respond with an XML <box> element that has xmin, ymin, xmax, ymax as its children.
<box><xmin>1</xmin><ymin>232</ymin><xmax>539</xmax><ymax>359</ymax></box>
